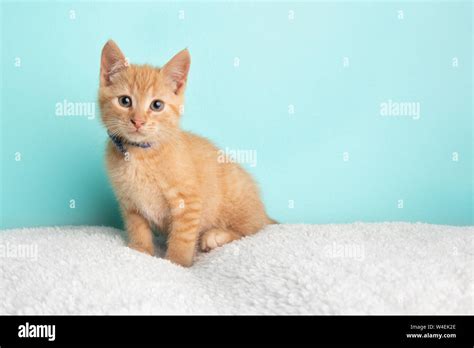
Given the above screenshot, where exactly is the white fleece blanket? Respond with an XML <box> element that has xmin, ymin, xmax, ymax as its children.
<box><xmin>0</xmin><ymin>223</ymin><xmax>472</xmax><ymax>315</ymax></box>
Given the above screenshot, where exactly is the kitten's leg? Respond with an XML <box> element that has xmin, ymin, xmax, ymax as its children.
<box><xmin>165</xmin><ymin>191</ymin><xmax>202</xmax><ymax>267</ymax></box>
<box><xmin>124</xmin><ymin>211</ymin><xmax>154</xmax><ymax>256</ymax></box>
<box><xmin>200</xmin><ymin>228</ymin><xmax>242</xmax><ymax>252</ymax></box>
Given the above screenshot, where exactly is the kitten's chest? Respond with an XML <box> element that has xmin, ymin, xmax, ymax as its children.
<box><xmin>109</xmin><ymin>155</ymin><xmax>169</xmax><ymax>229</ymax></box>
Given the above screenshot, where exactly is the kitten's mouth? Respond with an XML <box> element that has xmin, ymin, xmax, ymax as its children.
<box><xmin>125</xmin><ymin>126</ymin><xmax>144</xmax><ymax>135</ymax></box>
<box><xmin>124</xmin><ymin>130</ymin><xmax>149</xmax><ymax>142</ymax></box>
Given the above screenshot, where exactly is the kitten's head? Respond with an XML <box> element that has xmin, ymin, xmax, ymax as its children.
<box><xmin>98</xmin><ymin>40</ymin><xmax>190</xmax><ymax>144</ymax></box>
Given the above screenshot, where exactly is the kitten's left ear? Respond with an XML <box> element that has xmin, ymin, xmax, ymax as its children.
<box><xmin>100</xmin><ymin>40</ymin><xmax>128</xmax><ymax>86</ymax></box>
<box><xmin>162</xmin><ymin>49</ymin><xmax>191</xmax><ymax>95</ymax></box>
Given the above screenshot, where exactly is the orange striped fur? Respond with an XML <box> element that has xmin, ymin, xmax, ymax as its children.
<box><xmin>99</xmin><ymin>40</ymin><xmax>275</xmax><ymax>267</ymax></box>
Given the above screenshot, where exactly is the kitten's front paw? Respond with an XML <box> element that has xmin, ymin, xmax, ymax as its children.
<box><xmin>166</xmin><ymin>254</ymin><xmax>193</xmax><ymax>267</ymax></box>
<box><xmin>128</xmin><ymin>242</ymin><xmax>154</xmax><ymax>256</ymax></box>
<box><xmin>165</xmin><ymin>248</ymin><xmax>194</xmax><ymax>267</ymax></box>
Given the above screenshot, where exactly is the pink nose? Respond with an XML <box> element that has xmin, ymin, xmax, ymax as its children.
<box><xmin>131</xmin><ymin>119</ymin><xmax>145</xmax><ymax>130</ymax></box>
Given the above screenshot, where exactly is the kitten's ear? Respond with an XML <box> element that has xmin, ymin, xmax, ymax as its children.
<box><xmin>100</xmin><ymin>40</ymin><xmax>128</xmax><ymax>86</ymax></box>
<box><xmin>162</xmin><ymin>49</ymin><xmax>191</xmax><ymax>95</ymax></box>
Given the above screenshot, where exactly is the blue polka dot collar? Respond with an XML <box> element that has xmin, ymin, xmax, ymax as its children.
<box><xmin>107</xmin><ymin>130</ymin><xmax>152</xmax><ymax>154</ymax></box>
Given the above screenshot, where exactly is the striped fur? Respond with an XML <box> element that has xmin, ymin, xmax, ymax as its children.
<box><xmin>99</xmin><ymin>40</ymin><xmax>275</xmax><ymax>267</ymax></box>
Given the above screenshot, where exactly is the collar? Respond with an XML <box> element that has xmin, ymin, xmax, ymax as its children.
<box><xmin>108</xmin><ymin>130</ymin><xmax>152</xmax><ymax>154</ymax></box>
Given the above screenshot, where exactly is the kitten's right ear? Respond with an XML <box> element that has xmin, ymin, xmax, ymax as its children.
<box><xmin>100</xmin><ymin>40</ymin><xmax>128</xmax><ymax>86</ymax></box>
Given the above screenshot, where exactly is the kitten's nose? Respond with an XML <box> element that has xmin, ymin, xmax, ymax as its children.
<box><xmin>130</xmin><ymin>118</ymin><xmax>145</xmax><ymax>130</ymax></box>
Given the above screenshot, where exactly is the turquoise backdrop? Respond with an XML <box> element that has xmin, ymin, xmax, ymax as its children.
<box><xmin>1</xmin><ymin>0</ymin><xmax>472</xmax><ymax>228</ymax></box>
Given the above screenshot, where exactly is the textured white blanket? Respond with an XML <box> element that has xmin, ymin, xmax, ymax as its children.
<box><xmin>0</xmin><ymin>223</ymin><xmax>472</xmax><ymax>314</ymax></box>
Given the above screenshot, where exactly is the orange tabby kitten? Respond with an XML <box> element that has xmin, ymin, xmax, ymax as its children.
<box><xmin>98</xmin><ymin>40</ymin><xmax>275</xmax><ymax>267</ymax></box>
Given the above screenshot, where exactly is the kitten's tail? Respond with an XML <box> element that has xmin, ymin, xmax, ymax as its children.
<box><xmin>266</xmin><ymin>216</ymin><xmax>279</xmax><ymax>225</ymax></box>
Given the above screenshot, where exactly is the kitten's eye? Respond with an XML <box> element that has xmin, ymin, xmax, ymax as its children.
<box><xmin>118</xmin><ymin>95</ymin><xmax>132</xmax><ymax>108</ymax></box>
<box><xmin>150</xmin><ymin>99</ymin><xmax>165</xmax><ymax>112</ymax></box>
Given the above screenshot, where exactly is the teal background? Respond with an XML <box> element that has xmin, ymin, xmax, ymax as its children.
<box><xmin>1</xmin><ymin>1</ymin><xmax>472</xmax><ymax>229</ymax></box>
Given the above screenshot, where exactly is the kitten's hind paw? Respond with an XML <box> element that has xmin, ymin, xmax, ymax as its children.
<box><xmin>200</xmin><ymin>229</ymin><xmax>241</xmax><ymax>252</ymax></box>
